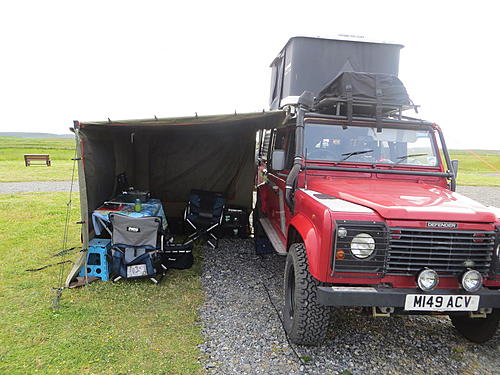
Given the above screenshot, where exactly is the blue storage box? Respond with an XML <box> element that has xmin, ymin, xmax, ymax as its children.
<box><xmin>79</xmin><ymin>238</ymin><xmax>112</xmax><ymax>281</ymax></box>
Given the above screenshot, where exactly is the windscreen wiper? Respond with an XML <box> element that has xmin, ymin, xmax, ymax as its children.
<box><xmin>394</xmin><ymin>153</ymin><xmax>428</xmax><ymax>165</ymax></box>
<box><xmin>340</xmin><ymin>149</ymin><xmax>373</xmax><ymax>162</ymax></box>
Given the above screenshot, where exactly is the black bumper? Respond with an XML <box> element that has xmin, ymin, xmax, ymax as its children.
<box><xmin>317</xmin><ymin>286</ymin><xmax>500</xmax><ymax>308</ymax></box>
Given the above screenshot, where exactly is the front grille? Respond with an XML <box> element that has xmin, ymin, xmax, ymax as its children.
<box><xmin>387</xmin><ymin>227</ymin><xmax>495</xmax><ymax>276</ymax></box>
<box><xmin>491</xmin><ymin>226</ymin><xmax>500</xmax><ymax>278</ymax></box>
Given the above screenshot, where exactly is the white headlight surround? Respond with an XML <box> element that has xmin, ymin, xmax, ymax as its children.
<box><xmin>417</xmin><ymin>269</ymin><xmax>439</xmax><ymax>291</ymax></box>
<box><xmin>350</xmin><ymin>233</ymin><xmax>375</xmax><ymax>259</ymax></box>
<box><xmin>461</xmin><ymin>269</ymin><xmax>483</xmax><ymax>292</ymax></box>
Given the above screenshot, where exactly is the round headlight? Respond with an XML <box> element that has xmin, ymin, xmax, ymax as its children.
<box><xmin>417</xmin><ymin>269</ymin><xmax>439</xmax><ymax>291</ymax></box>
<box><xmin>350</xmin><ymin>233</ymin><xmax>375</xmax><ymax>259</ymax></box>
<box><xmin>462</xmin><ymin>269</ymin><xmax>483</xmax><ymax>292</ymax></box>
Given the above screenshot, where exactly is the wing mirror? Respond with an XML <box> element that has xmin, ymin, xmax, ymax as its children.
<box><xmin>272</xmin><ymin>150</ymin><xmax>285</xmax><ymax>171</ymax></box>
<box><xmin>451</xmin><ymin>159</ymin><xmax>459</xmax><ymax>178</ymax></box>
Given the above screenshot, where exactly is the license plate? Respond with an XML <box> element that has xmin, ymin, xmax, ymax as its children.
<box><xmin>404</xmin><ymin>294</ymin><xmax>480</xmax><ymax>311</ymax></box>
<box><xmin>127</xmin><ymin>264</ymin><xmax>147</xmax><ymax>278</ymax></box>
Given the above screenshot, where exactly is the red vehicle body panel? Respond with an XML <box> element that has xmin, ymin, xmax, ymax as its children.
<box><xmin>257</xmin><ymin>120</ymin><xmax>499</xmax><ymax>294</ymax></box>
<box><xmin>258</xmin><ymin>165</ymin><xmax>499</xmax><ymax>288</ymax></box>
<box><xmin>307</xmin><ymin>177</ymin><xmax>497</xmax><ymax>223</ymax></box>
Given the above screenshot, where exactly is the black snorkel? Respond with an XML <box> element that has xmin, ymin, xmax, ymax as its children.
<box><xmin>285</xmin><ymin>91</ymin><xmax>314</xmax><ymax>210</ymax></box>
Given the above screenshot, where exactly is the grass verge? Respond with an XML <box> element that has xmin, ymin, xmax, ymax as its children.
<box><xmin>450</xmin><ymin>150</ymin><xmax>499</xmax><ymax>187</ymax></box>
<box><xmin>0</xmin><ymin>193</ymin><xmax>204</xmax><ymax>375</ymax></box>
<box><xmin>0</xmin><ymin>137</ymin><xmax>76</xmax><ymax>182</ymax></box>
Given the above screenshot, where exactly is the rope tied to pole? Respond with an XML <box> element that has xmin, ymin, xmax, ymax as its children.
<box><xmin>52</xmin><ymin>144</ymin><xmax>79</xmax><ymax>310</ymax></box>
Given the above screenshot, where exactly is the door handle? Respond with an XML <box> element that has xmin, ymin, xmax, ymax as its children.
<box><xmin>272</xmin><ymin>185</ymin><xmax>279</xmax><ymax>193</ymax></box>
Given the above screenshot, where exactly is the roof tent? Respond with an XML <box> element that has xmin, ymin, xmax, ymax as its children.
<box><xmin>269</xmin><ymin>36</ymin><xmax>403</xmax><ymax>109</ymax></box>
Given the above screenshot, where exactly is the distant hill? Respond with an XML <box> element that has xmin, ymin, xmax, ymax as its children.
<box><xmin>0</xmin><ymin>132</ymin><xmax>73</xmax><ymax>139</ymax></box>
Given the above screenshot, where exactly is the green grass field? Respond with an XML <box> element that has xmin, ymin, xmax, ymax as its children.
<box><xmin>0</xmin><ymin>137</ymin><xmax>76</xmax><ymax>182</ymax></box>
<box><xmin>0</xmin><ymin>136</ymin><xmax>498</xmax><ymax>185</ymax></box>
<box><xmin>0</xmin><ymin>193</ymin><xmax>204</xmax><ymax>375</ymax></box>
<box><xmin>449</xmin><ymin>150</ymin><xmax>500</xmax><ymax>187</ymax></box>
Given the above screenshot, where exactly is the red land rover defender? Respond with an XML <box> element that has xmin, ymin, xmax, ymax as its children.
<box><xmin>255</xmin><ymin>37</ymin><xmax>500</xmax><ymax>345</ymax></box>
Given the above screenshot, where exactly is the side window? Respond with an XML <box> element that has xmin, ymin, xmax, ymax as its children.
<box><xmin>269</xmin><ymin>51</ymin><xmax>284</xmax><ymax>107</ymax></box>
<box><xmin>274</xmin><ymin>128</ymin><xmax>287</xmax><ymax>150</ymax></box>
<box><xmin>260</xmin><ymin>129</ymin><xmax>272</xmax><ymax>162</ymax></box>
<box><xmin>270</xmin><ymin>126</ymin><xmax>295</xmax><ymax>172</ymax></box>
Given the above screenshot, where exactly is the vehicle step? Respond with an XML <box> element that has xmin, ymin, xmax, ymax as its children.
<box><xmin>259</xmin><ymin>218</ymin><xmax>286</xmax><ymax>255</ymax></box>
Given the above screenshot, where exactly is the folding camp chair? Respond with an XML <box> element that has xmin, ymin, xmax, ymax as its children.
<box><xmin>183</xmin><ymin>190</ymin><xmax>225</xmax><ymax>249</ymax></box>
<box><xmin>109</xmin><ymin>214</ymin><xmax>166</xmax><ymax>283</ymax></box>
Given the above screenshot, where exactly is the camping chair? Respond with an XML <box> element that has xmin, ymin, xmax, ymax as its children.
<box><xmin>109</xmin><ymin>214</ymin><xmax>166</xmax><ymax>284</ymax></box>
<box><xmin>183</xmin><ymin>190</ymin><xmax>226</xmax><ymax>249</ymax></box>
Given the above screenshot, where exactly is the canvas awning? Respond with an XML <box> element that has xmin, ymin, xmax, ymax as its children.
<box><xmin>76</xmin><ymin>110</ymin><xmax>287</xmax><ymax>225</ymax></box>
<box><xmin>79</xmin><ymin>110</ymin><xmax>287</xmax><ymax>130</ymax></box>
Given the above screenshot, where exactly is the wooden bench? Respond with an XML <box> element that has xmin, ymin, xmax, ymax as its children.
<box><xmin>24</xmin><ymin>154</ymin><xmax>51</xmax><ymax>166</ymax></box>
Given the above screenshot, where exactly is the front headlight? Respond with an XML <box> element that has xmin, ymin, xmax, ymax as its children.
<box><xmin>417</xmin><ymin>268</ymin><xmax>439</xmax><ymax>291</ymax></box>
<box><xmin>350</xmin><ymin>233</ymin><xmax>375</xmax><ymax>259</ymax></box>
<box><xmin>462</xmin><ymin>269</ymin><xmax>483</xmax><ymax>292</ymax></box>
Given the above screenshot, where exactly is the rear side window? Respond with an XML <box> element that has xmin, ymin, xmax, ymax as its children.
<box><xmin>260</xmin><ymin>129</ymin><xmax>272</xmax><ymax>161</ymax></box>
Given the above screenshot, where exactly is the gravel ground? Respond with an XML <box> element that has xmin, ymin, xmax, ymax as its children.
<box><xmin>200</xmin><ymin>240</ymin><xmax>500</xmax><ymax>375</ymax></box>
<box><xmin>456</xmin><ymin>186</ymin><xmax>499</xmax><ymax>207</ymax></box>
<box><xmin>199</xmin><ymin>188</ymin><xmax>500</xmax><ymax>375</ymax></box>
<box><xmin>0</xmin><ymin>180</ymin><xmax>79</xmax><ymax>193</ymax></box>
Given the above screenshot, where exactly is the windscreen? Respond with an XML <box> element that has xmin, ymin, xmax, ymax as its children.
<box><xmin>304</xmin><ymin>123</ymin><xmax>438</xmax><ymax>167</ymax></box>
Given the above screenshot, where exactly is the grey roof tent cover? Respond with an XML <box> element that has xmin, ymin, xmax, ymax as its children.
<box><xmin>269</xmin><ymin>36</ymin><xmax>403</xmax><ymax>109</ymax></box>
<box><xmin>316</xmin><ymin>72</ymin><xmax>412</xmax><ymax>106</ymax></box>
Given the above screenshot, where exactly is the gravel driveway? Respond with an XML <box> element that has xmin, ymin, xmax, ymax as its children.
<box><xmin>456</xmin><ymin>186</ymin><xmax>499</xmax><ymax>207</ymax></box>
<box><xmin>200</xmin><ymin>240</ymin><xmax>500</xmax><ymax>375</ymax></box>
<box><xmin>0</xmin><ymin>180</ymin><xmax>78</xmax><ymax>193</ymax></box>
<box><xmin>200</xmin><ymin>187</ymin><xmax>500</xmax><ymax>375</ymax></box>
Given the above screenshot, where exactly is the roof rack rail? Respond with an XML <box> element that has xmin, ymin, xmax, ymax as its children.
<box><xmin>313</xmin><ymin>96</ymin><xmax>419</xmax><ymax>121</ymax></box>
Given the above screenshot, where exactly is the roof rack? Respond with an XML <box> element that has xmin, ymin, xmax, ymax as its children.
<box><xmin>313</xmin><ymin>96</ymin><xmax>419</xmax><ymax>123</ymax></box>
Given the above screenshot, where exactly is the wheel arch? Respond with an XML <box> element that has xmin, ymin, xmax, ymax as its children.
<box><xmin>288</xmin><ymin>214</ymin><xmax>323</xmax><ymax>280</ymax></box>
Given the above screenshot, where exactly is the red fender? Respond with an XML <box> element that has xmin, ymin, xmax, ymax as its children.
<box><xmin>289</xmin><ymin>211</ymin><xmax>332</xmax><ymax>281</ymax></box>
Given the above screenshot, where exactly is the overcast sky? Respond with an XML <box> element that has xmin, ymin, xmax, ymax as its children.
<box><xmin>0</xmin><ymin>0</ymin><xmax>499</xmax><ymax>149</ymax></box>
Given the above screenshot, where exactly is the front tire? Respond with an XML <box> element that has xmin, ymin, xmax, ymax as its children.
<box><xmin>283</xmin><ymin>243</ymin><xmax>330</xmax><ymax>345</ymax></box>
<box><xmin>450</xmin><ymin>309</ymin><xmax>500</xmax><ymax>343</ymax></box>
